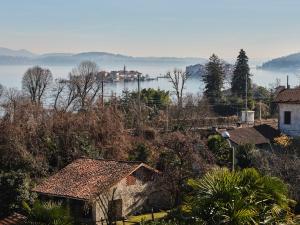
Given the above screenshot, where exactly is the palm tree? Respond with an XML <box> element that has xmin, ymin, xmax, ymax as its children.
<box><xmin>183</xmin><ymin>168</ymin><xmax>296</xmax><ymax>225</ymax></box>
<box><xmin>22</xmin><ymin>200</ymin><xmax>73</xmax><ymax>225</ymax></box>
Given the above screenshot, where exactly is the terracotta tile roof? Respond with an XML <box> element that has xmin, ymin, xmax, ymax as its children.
<box><xmin>226</xmin><ymin>127</ymin><xmax>270</xmax><ymax>145</ymax></box>
<box><xmin>253</xmin><ymin>124</ymin><xmax>281</xmax><ymax>141</ymax></box>
<box><xmin>33</xmin><ymin>158</ymin><xmax>157</xmax><ymax>200</ymax></box>
<box><xmin>0</xmin><ymin>213</ymin><xmax>26</xmax><ymax>225</ymax></box>
<box><xmin>274</xmin><ymin>88</ymin><xmax>300</xmax><ymax>103</ymax></box>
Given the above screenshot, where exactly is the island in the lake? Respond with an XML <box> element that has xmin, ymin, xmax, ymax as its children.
<box><xmin>260</xmin><ymin>52</ymin><xmax>300</xmax><ymax>71</ymax></box>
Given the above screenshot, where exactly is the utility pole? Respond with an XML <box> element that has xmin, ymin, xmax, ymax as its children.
<box><xmin>123</xmin><ymin>65</ymin><xmax>126</xmax><ymax>91</ymax></box>
<box><xmin>221</xmin><ymin>131</ymin><xmax>235</xmax><ymax>171</ymax></box>
<box><xmin>138</xmin><ymin>73</ymin><xmax>141</xmax><ymax>113</ymax></box>
<box><xmin>245</xmin><ymin>72</ymin><xmax>248</xmax><ymax>125</ymax></box>
<box><xmin>166</xmin><ymin>103</ymin><xmax>169</xmax><ymax>131</ymax></box>
<box><xmin>101</xmin><ymin>75</ymin><xmax>104</xmax><ymax>107</ymax></box>
<box><xmin>232</xmin><ymin>145</ymin><xmax>235</xmax><ymax>172</ymax></box>
<box><xmin>259</xmin><ymin>100</ymin><xmax>262</xmax><ymax>123</ymax></box>
<box><xmin>137</xmin><ymin>73</ymin><xmax>141</xmax><ymax>133</ymax></box>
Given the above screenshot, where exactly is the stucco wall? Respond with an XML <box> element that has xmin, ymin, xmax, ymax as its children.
<box><xmin>93</xmin><ymin>167</ymin><xmax>167</xmax><ymax>224</ymax></box>
<box><xmin>279</xmin><ymin>103</ymin><xmax>300</xmax><ymax>136</ymax></box>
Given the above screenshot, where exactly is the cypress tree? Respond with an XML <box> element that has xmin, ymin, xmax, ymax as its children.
<box><xmin>203</xmin><ymin>54</ymin><xmax>224</xmax><ymax>103</ymax></box>
<box><xmin>231</xmin><ymin>49</ymin><xmax>252</xmax><ymax>98</ymax></box>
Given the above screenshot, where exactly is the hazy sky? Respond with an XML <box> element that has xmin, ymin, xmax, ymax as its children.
<box><xmin>1</xmin><ymin>0</ymin><xmax>300</xmax><ymax>59</ymax></box>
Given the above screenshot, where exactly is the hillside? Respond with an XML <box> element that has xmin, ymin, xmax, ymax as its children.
<box><xmin>0</xmin><ymin>47</ymin><xmax>205</xmax><ymax>66</ymax></box>
<box><xmin>261</xmin><ymin>52</ymin><xmax>300</xmax><ymax>70</ymax></box>
<box><xmin>0</xmin><ymin>47</ymin><xmax>36</xmax><ymax>58</ymax></box>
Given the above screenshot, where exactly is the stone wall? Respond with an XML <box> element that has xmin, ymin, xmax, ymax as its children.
<box><xmin>93</xmin><ymin>167</ymin><xmax>169</xmax><ymax>224</ymax></box>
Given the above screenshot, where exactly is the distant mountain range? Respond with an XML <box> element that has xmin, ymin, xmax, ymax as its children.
<box><xmin>0</xmin><ymin>47</ymin><xmax>36</xmax><ymax>58</ymax></box>
<box><xmin>0</xmin><ymin>47</ymin><xmax>206</xmax><ymax>66</ymax></box>
<box><xmin>261</xmin><ymin>52</ymin><xmax>300</xmax><ymax>70</ymax></box>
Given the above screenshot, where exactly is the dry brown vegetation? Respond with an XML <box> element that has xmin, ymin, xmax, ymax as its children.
<box><xmin>0</xmin><ymin>62</ymin><xmax>299</xmax><ymax>218</ymax></box>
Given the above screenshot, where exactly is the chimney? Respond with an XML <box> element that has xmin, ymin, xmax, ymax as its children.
<box><xmin>287</xmin><ymin>75</ymin><xmax>290</xmax><ymax>89</ymax></box>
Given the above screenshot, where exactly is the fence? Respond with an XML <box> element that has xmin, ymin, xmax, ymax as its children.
<box><xmin>162</xmin><ymin>116</ymin><xmax>239</xmax><ymax>130</ymax></box>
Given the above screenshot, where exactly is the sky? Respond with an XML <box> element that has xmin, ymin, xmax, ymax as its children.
<box><xmin>0</xmin><ymin>0</ymin><xmax>300</xmax><ymax>59</ymax></box>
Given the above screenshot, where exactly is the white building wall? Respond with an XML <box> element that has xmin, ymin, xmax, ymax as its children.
<box><xmin>279</xmin><ymin>103</ymin><xmax>300</xmax><ymax>136</ymax></box>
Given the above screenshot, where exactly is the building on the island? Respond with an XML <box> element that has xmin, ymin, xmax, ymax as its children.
<box><xmin>33</xmin><ymin>158</ymin><xmax>168</xmax><ymax>224</ymax></box>
<box><xmin>274</xmin><ymin>88</ymin><xmax>300</xmax><ymax>136</ymax></box>
<box><xmin>97</xmin><ymin>67</ymin><xmax>143</xmax><ymax>83</ymax></box>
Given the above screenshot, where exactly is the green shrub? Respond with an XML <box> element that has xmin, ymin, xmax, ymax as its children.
<box><xmin>235</xmin><ymin>143</ymin><xmax>256</xmax><ymax>168</ymax></box>
<box><xmin>23</xmin><ymin>200</ymin><xmax>73</xmax><ymax>225</ymax></box>
<box><xmin>207</xmin><ymin>135</ymin><xmax>230</xmax><ymax>166</ymax></box>
<box><xmin>128</xmin><ymin>143</ymin><xmax>150</xmax><ymax>162</ymax></box>
<box><xmin>183</xmin><ymin>168</ymin><xmax>296</xmax><ymax>225</ymax></box>
<box><xmin>0</xmin><ymin>171</ymin><xmax>33</xmax><ymax>218</ymax></box>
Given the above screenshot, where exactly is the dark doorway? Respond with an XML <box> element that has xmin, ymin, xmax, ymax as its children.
<box><xmin>109</xmin><ymin>199</ymin><xmax>123</xmax><ymax>220</ymax></box>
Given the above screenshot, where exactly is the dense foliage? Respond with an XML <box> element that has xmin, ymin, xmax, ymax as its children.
<box><xmin>0</xmin><ymin>171</ymin><xmax>33</xmax><ymax>218</ymax></box>
<box><xmin>203</xmin><ymin>54</ymin><xmax>225</xmax><ymax>103</ymax></box>
<box><xmin>0</xmin><ymin>58</ymin><xmax>299</xmax><ymax>223</ymax></box>
<box><xmin>183</xmin><ymin>168</ymin><xmax>296</xmax><ymax>224</ymax></box>
<box><xmin>231</xmin><ymin>49</ymin><xmax>252</xmax><ymax>99</ymax></box>
<box><xmin>22</xmin><ymin>201</ymin><xmax>73</xmax><ymax>225</ymax></box>
<box><xmin>207</xmin><ymin>135</ymin><xmax>231</xmax><ymax>167</ymax></box>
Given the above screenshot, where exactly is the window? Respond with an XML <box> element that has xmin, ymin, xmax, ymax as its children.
<box><xmin>284</xmin><ymin>111</ymin><xmax>291</xmax><ymax>125</ymax></box>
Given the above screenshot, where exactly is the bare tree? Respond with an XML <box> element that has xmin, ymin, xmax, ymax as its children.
<box><xmin>52</xmin><ymin>79</ymin><xmax>65</xmax><ymax>111</ymax></box>
<box><xmin>52</xmin><ymin>78</ymin><xmax>78</xmax><ymax>112</ymax></box>
<box><xmin>69</xmin><ymin>61</ymin><xmax>102</xmax><ymax>110</ymax></box>
<box><xmin>167</xmin><ymin>69</ymin><xmax>187</xmax><ymax>122</ymax></box>
<box><xmin>167</xmin><ymin>69</ymin><xmax>187</xmax><ymax>109</ymax></box>
<box><xmin>22</xmin><ymin>66</ymin><xmax>53</xmax><ymax>104</ymax></box>
<box><xmin>2</xmin><ymin>88</ymin><xmax>25</xmax><ymax>122</ymax></box>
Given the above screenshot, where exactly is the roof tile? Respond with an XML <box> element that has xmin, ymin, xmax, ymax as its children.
<box><xmin>227</xmin><ymin>126</ymin><xmax>270</xmax><ymax>145</ymax></box>
<box><xmin>0</xmin><ymin>213</ymin><xmax>26</xmax><ymax>225</ymax></box>
<box><xmin>274</xmin><ymin>88</ymin><xmax>300</xmax><ymax>103</ymax></box>
<box><xmin>33</xmin><ymin>159</ymin><xmax>149</xmax><ymax>200</ymax></box>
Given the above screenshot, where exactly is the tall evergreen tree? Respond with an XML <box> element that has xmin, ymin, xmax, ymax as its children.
<box><xmin>203</xmin><ymin>54</ymin><xmax>224</xmax><ymax>103</ymax></box>
<box><xmin>231</xmin><ymin>49</ymin><xmax>252</xmax><ymax>98</ymax></box>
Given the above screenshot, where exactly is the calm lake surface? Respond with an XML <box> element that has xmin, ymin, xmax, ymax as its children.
<box><xmin>0</xmin><ymin>64</ymin><xmax>299</xmax><ymax>97</ymax></box>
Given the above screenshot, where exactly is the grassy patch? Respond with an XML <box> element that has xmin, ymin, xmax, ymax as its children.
<box><xmin>117</xmin><ymin>211</ymin><xmax>168</xmax><ymax>224</ymax></box>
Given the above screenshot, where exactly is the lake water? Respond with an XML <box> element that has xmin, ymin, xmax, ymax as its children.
<box><xmin>0</xmin><ymin>64</ymin><xmax>299</xmax><ymax>97</ymax></box>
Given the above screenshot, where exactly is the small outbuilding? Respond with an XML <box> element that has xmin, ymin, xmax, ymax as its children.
<box><xmin>274</xmin><ymin>88</ymin><xmax>300</xmax><ymax>136</ymax></box>
<box><xmin>33</xmin><ymin>158</ymin><xmax>166</xmax><ymax>224</ymax></box>
<box><xmin>219</xmin><ymin>124</ymin><xmax>280</xmax><ymax>148</ymax></box>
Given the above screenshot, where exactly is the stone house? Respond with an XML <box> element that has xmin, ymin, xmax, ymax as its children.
<box><xmin>33</xmin><ymin>158</ymin><xmax>167</xmax><ymax>224</ymax></box>
<box><xmin>275</xmin><ymin>88</ymin><xmax>300</xmax><ymax>136</ymax></box>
